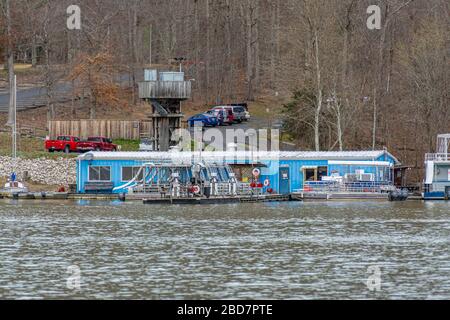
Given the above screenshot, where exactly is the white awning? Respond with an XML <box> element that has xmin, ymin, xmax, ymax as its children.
<box><xmin>328</xmin><ymin>161</ymin><xmax>393</xmax><ymax>167</ymax></box>
<box><xmin>78</xmin><ymin>150</ymin><xmax>400</xmax><ymax>163</ymax></box>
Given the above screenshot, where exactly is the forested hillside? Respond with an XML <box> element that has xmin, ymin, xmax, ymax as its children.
<box><xmin>1</xmin><ymin>0</ymin><xmax>449</xmax><ymax>180</ymax></box>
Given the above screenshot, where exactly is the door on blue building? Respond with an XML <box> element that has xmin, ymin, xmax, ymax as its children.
<box><xmin>279</xmin><ymin>167</ymin><xmax>290</xmax><ymax>194</ymax></box>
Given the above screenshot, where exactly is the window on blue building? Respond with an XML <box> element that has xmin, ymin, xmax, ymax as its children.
<box><xmin>122</xmin><ymin>167</ymin><xmax>144</xmax><ymax>182</ymax></box>
<box><xmin>89</xmin><ymin>166</ymin><xmax>111</xmax><ymax>181</ymax></box>
<box><xmin>318</xmin><ymin>167</ymin><xmax>328</xmax><ymax>181</ymax></box>
<box><xmin>304</xmin><ymin>169</ymin><xmax>316</xmax><ymax>181</ymax></box>
<box><xmin>304</xmin><ymin>166</ymin><xmax>328</xmax><ymax>182</ymax></box>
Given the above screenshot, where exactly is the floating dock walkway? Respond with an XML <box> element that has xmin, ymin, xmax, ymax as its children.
<box><xmin>0</xmin><ymin>192</ymin><xmax>293</xmax><ymax>203</ymax></box>
<box><xmin>0</xmin><ymin>192</ymin><xmax>424</xmax><ymax>202</ymax></box>
<box><xmin>291</xmin><ymin>192</ymin><xmax>389</xmax><ymax>201</ymax></box>
<box><xmin>143</xmin><ymin>194</ymin><xmax>293</xmax><ymax>205</ymax></box>
<box><xmin>0</xmin><ymin>192</ymin><xmax>69</xmax><ymax>200</ymax></box>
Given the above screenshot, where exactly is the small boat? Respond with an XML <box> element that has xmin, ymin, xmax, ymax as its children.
<box><xmin>1</xmin><ymin>180</ymin><xmax>29</xmax><ymax>195</ymax></box>
<box><xmin>2</xmin><ymin>75</ymin><xmax>29</xmax><ymax>196</ymax></box>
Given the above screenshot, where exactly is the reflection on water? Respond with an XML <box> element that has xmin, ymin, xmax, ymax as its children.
<box><xmin>0</xmin><ymin>200</ymin><xmax>449</xmax><ymax>299</ymax></box>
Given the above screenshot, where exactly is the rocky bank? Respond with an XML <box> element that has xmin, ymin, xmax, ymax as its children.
<box><xmin>0</xmin><ymin>156</ymin><xmax>76</xmax><ymax>186</ymax></box>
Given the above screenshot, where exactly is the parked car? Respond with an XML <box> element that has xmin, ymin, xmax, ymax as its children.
<box><xmin>230</xmin><ymin>106</ymin><xmax>246</xmax><ymax>123</ymax></box>
<box><xmin>244</xmin><ymin>110</ymin><xmax>251</xmax><ymax>121</ymax></box>
<box><xmin>206</xmin><ymin>109</ymin><xmax>227</xmax><ymax>126</ymax></box>
<box><xmin>211</xmin><ymin>107</ymin><xmax>234</xmax><ymax>125</ymax></box>
<box><xmin>188</xmin><ymin>113</ymin><xmax>219</xmax><ymax>127</ymax></box>
<box><xmin>230</xmin><ymin>103</ymin><xmax>249</xmax><ymax>111</ymax></box>
<box><xmin>45</xmin><ymin>136</ymin><xmax>81</xmax><ymax>153</ymax></box>
<box><xmin>230</xmin><ymin>103</ymin><xmax>250</xmax><ymax>121</ymax></box>
<box><xmin>76</xmin><ymin>137</ymin><xmax>118</xmax><ymax>152</ymax></box>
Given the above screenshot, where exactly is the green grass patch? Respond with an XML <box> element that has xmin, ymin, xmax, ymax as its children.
<box><xmin>0</xmin><ymin>64</ymin><xmax>39</xmax><ymax>77</ymax></box>
<box><xmin>114</xmin><ymin>139</ymin><xmax>140</xmax><ymax>151</ymax></box>
<box><xmin>281</xmin><ymin>132</ymin><xmax>296</xmax><ymax>143</ymax></box>
<box><xmin>0</xmin><ymin>133</ymin><xmax>77</xmax><ymax>159</ymax></box>
<box><xmin>0</xmin><ymin>134</ymin><xmax>141</xmax><ymax>158</ymax></box>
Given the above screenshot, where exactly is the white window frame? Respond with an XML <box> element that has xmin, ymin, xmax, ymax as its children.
<box><xmin>88</xmin><ymin>166</ymin><xmax>112</xmax><ymax>182</ymax></box>
<box><xmin>121</xmin><ymin>166</ymin><xmax>143</xmax><ymax>182</ymax></box>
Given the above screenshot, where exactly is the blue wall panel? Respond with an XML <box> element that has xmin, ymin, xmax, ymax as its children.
<box><xmin>258</xmin><ymin>159</ymin><xmax>328</xmax><ymax>193</ymax></box>
<box><xmin>79</xmin><ymin>159</ymin><xmax>143</xmax><ymax>193</ymax></box>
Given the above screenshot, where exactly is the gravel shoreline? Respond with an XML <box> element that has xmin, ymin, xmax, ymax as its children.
<box><xmin>0</xmin><ymin>156</ymin><xmax>76</xmax><ymax>186</ymax></box>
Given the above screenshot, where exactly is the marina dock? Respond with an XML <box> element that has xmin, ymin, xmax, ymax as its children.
<box><xmin>0</xmin><ymin>192</ymin><xmax>293</xmax><ymax>203</ymax></box>
<box><xmin>291</xmin><ymin>191</ymin><xmax>389</xmax><ymax>201</ymax></box>
<box><xmin>142</xmin><ymin>194</ymin><xmax>292</xmax><ymax>205</ymax></box>
<box><xmin>0</xmin><ymin>191</ymin><xmax>429</xmax><ymax>202</ymax></box>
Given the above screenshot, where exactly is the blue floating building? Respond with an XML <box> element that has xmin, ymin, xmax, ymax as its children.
<box><xmin>76</xmin><ymin>150</ymin><xmax>400</xmax><ymax>195</ymax></box>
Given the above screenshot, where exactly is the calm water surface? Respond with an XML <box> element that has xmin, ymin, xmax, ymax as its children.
<box><xmin>0</xmin><ymin>200</ymin><xmax>448</xmax><ymax>299</ymax></box>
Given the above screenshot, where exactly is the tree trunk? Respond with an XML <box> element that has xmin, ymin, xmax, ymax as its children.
<box><xmin>254</xmin><ymin>2</ymin><xmax>260</xmax><ymax>95</ymax></box>
<box><xmin>132</xmin><ymin>3</ymin><xmax>139</xmax><ymax>64</ymax></box>
<box><xmin>89</xmin><ymin>71</ymin><xmax>96</xmax><ymax>119</ymax></box>
<box><xmin>5</xmin><ymin>0</ymin><xmax>15</xmax><ymax>126</ymax></box>
<box><xmin>313</xmin><ymin>30</ymin><xmax>322</xmax><ymax>152</ymax></box>
<box><xmin>43</xmin><ymin>1</ymin><xmax>55</xmax><ymax>121</ymax></box>
<box><xmin>205</xmin><ymin>0</ymin><xmax>211</xmax><ymax>104</ymax></box>
<box><xmin>194</xmin><ymin>0</ymin><xmax>201</xmax><ymax>102</ymax></box>
<box><xmin>245</xmin><ymin>0</ymin><xmax>254</xmax><ymax>101</ymax></box>
<box><xmin>372</xmin><ymin>87</ymin><xmax>377</xmax><ymax>150</ymax></box>
<box><xmin>31</xmin><ymin>36</ymin><xmax>38</xmax><ymax>67</ymax></box>
<box><xmin>128</xmin><ymin>5</ymin><xmax>137</xmax><ymax>105</ymax></box>
<box><xmin>45</xmin><ymin>45</ymin><xmax>54</xmax><ymax>120</ymax></box>
<box><xmin>335</xmin><ymin>99</ymin><xmax>343</xmax><ymax>151</ymax></box>
<box><xmin>270</xmin><ymin>0</ymin><xmax>280</xmax><ymax>92</ymax></box>
<box><xmin>225</xmin><ymin>0</ymin><xmax>234</xmax><ymax>100</ymax></box>
<box><xmin>148</xmin><ymin>24</ymin><xmax>152</xmax><ymax>65</ymax></box>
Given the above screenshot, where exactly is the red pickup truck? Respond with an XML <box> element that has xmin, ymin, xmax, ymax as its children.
<box><xmin>45</xmin><ymin>136</ymin><xmax>117</xmax><ymax>153</ymax></box>
<box><xmin>45</xmin><ymin>136</ymin><xmax>81</xmax><ymax>153</ymax></box>
<box><xmin>76</xmin><ymin>136</ymin><xmax>118</xmax><ymax>152</ymax></box>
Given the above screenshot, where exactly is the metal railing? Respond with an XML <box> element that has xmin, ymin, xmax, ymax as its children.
<box><xmin>296</xmin><ymin>181</ymin><xmax>395</xmax><ymax>194</ymax></box>
<box><xmin>134</xmin><ymin>182</ymin><xmax>253</xmax><ymax>197</ymax></box>
<box><xmin>238</xmin><ymin>183</ymin><xmax>252</xmax><ymax>195</ymax></box>
<box><xmin>425</xmin><ymin>153</ymin><xmax>450</xmax><ymax>161</ymax></box>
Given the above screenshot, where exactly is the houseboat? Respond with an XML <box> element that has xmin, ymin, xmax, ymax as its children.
<box><xmin>76</xmin><ymin>150</ymin><xmax>400</xmax><ymax>201</ymax></box>
<box><xmin>423</xmin><ymin>134</ymin><xmax>450</xmax><ymax>200</ymax></box>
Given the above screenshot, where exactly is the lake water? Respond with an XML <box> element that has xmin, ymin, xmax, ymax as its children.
<box><xmin>0</xmin><ymin>200</ymin><xmax>448</xmax><ymax>300</ymax></box>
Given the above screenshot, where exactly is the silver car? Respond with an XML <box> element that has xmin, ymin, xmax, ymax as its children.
<box><xmin>230</xmin><ymin>106</ymin><xmax>246</xmax><ymax>123</ymax></box>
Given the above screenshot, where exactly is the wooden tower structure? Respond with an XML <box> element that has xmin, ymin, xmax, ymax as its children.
<box><xmin>138</xmin><ymin>70</ymin><xmax>191</xmax><ymax>151</ymax></box>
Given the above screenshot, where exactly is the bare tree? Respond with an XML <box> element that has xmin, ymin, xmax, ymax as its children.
<box><xmin>42</xmin><ymin>0</ymin><xmax>55</xmax><ymax>121</ymax></box>
<box><xmin>371</xmin><ymin>0</ymin><xmax>414</xmax><ymax>150</ymax></box>
<box><xmin>301</xmin><ymin>0</ymin><xmax>325</xmax><ymax>151</ymax></box>
<box><xmin>242</xmin><ymin>0</ymin><xmax>259</xmax><ymax>101</ymax></box>
<box><xmin>3</xmin><ymin>0</ymin><xmax>15</xmax><ymax>126</ymax></box>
